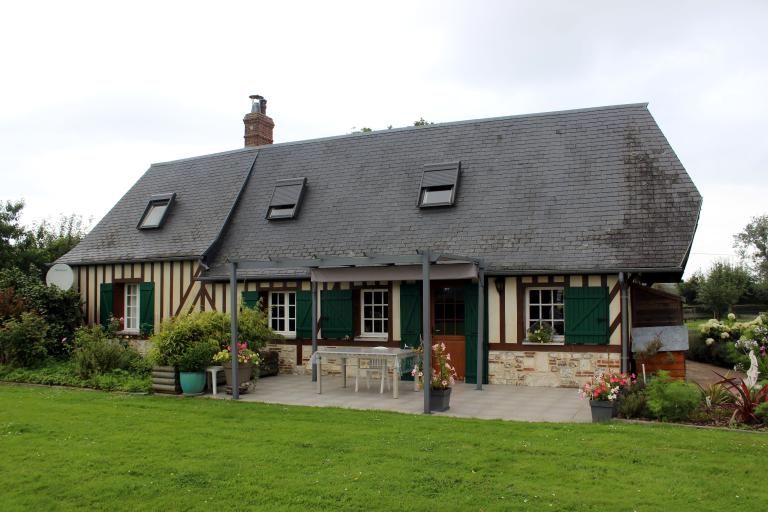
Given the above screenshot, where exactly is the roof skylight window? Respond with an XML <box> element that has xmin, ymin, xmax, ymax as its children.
<box><xmin>418</xmin><ymin>162</ymin><xmax>460</xmax><ymax>208</ymax></box>
<box><xmin>267</xmin><ymin>177</ymin><xmax>306</xmax><ymax>220</ymax></box>
<box><xmin>137</xmin><ymin>193</ymin><xmax>175</xmax><ymax>230</ymax></box>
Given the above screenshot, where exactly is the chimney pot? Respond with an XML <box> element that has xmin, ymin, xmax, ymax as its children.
<box><xmin>243</xmin><ymin>94</ymin><xmax>274</xmax><ymax>147</ymax></box>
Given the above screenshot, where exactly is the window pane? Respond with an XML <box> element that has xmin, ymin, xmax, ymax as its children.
<box><xmin>529</xmin><ymin>305</ymin><xmax>538</xmax><ymax>321</ymax></box>
<box><xmin>141</xmin><ymin>202</ymin><xmax>168</xmax><ymax>228</ymax></box>
<box><xmin>529</xmin><ymin>289</ymin><xmax>539</xmax><ymax>304</ymax></box>
<box><xmin>455</xmin><ymin>320</ymin><xmax>464</xmax><ymax>335</ymax></box>
<box><xmin>421</xmin><ymin>187</ymin><xmax>453</xmax><ymax>205</ymax></box>
<box><xmin>382</xmin><ymin>319</ymin><xmax>388</xmax><ymax>332</ymax></box>
<box><xmin>553</xmin><ymin>321</ymin><xmax>565</xmax><ymax>335</ymax></box>
<box><xmin>554</xmin><ymin>289</ymin><xmax>564</xmax><ymax>303</ymax></box>
<box><xmin>288</xmin><ymin>293</ymin><xmax>295</xmax><ymax>305</ymax></box>
<box><xmin>541</xmin><ymin>305</ymin><xmax>552</xmax><ymax>320</ymax></box>
<box><xmin>381</xmin><ymin>291</ymin><xmax>389</xmax><ymax>305</ymax></box>
<box><xmin>541</xmin><ymin>289</ymin><xmax>551</xmax><ymax>304</ymax></box>
<box><xmin>364</xmin><ymin>320</ymin><xmax>373</xmax><ymax>333</ymax></box>
<box><xmin>553</xmin><ymin>305</ymin><xmax>564</xmax><ymax>320</ymax></box>
<box><xmin>364</xmin><ymin>306</ymin><xmax>373</xmax><ymax>319</ymax></box>
<box><xmin>289</xmin><ymin>319</ymin><xmax>295</xmax><ymax>332</ymax></box>
<box><xmin>268</xmin><ymin>206</ymin><xmax>296</xmax><ymax>219</ymax></box>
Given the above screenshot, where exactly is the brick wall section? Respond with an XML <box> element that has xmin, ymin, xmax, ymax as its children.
<box><xmin>488</xmin><ymin>350</ymin><xmax>621</xmax><ymax>387</ymax></box>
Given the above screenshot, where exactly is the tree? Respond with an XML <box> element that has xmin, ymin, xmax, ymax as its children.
<box><xmin>0</xmin><ymin>201</ymin><xmax>89</xmax><ymax>274</ymax></box>
<box><xmin>0</xmin><ymin>200</ymin><xmax>26</xmax><ymax>270</ymax></box>
<box><xmin>734</xmin><ymin>215</ymin><xmax>768</xmax><ymax>279</ymax></box>
<box><xmin>677</xmin><ymin>271</ymin><xmax>702</xmax><ymax>304</ymax></box>
<box><xmin>413</xmin><ymin>117</ymin><xmax>433</xmax><ymax>126</ymax></box>
<box><xmin>697</xmin><ymin>261</ymin><xmax>751</xmax><ymax>318</ymax></box>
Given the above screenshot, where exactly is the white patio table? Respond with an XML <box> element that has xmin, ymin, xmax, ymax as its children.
<box><xmin>310</xmin><ymin>347</ymin><xmax>419</xmax><ymax>399</ymax></box>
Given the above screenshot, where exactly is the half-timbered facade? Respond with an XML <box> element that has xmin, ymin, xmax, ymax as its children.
<box><xmin>58</xmin><ymin>99</ymin><xmax>701</xmax><ymax>386</ymax></box>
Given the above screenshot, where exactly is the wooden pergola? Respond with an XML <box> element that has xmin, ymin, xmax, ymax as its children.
<box><xmin>226</xmin><ymin>250</ymin><xmax>485</xmax><ymax>414</ymax></box>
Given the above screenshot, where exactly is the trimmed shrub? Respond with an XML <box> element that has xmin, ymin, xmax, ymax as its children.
<box><xmin>646</xmin><ymin>371</ymin><xmax>701</xmax><ymax>422</ymax></box>
<box><xmin>177</xmin><ymin>341</ymin><xmax>217</xmax><ymax>372</ymax></box>
<box><xmin>0</xmin><ymin>268</ymin><xmax>82</xmax><ymax>356</ymax></box>
<box><xmin>0</xmin><ymin>312</ymin><xmax>49</xmax><ymax>367</ymax></box>
<box><xmin>72</xmin><ymin>325</ymin><xmax>145</xmax><ymax>379</ymax></box>
<box><xmin>149</xmin><ymin>307</ymin><xmax>278</xmax><ymax>367</ymax></box>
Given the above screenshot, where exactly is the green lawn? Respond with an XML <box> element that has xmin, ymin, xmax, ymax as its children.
<box><xmin>1</xmin><ymin>385</ymin><xmax>766</xmax><ymax>511</ymax></box>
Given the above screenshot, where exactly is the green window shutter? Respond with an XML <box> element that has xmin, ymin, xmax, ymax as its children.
<box><xmin>564</xmin><ymin>286</ymin><xmax>609</xmax><ymax>345</ymax></box>
<box><xmin>295</xmin><ymin>290</ymin><xmax>313</xmax><ymax>339</ymax></box>
<box><xmin>320</xmin><ymin>289</ymin><xmax>353</xmax><ymax>339</ymax></box>
<box><xmin>242</xmin><ymin>291</ymin><xmax>261</xmax><ymax>309</ymax></box>
<box><xmin>139</xmin><ymin>282</ymin><xmax>155</xmax><ymax>336</ymax></box>
<box><xmin>99</xmin><ymin>283</ymin><xmax>114</xmax><ymax>328</ymax></box>
<box><xmin>464</xmin><ymin>282</ymin><xmax>489</xmax><ymax>385</ymax></box>
<box><xmin>399</xmin><ymin>283</ymin><xmax>421</xmax><ymax>349</ymax></box>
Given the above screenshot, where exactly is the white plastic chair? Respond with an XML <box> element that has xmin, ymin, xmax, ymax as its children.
<box><xmin>355</xmin><ymin>355</ymin><xmax>390</xmax><ymax>394</ymax></box>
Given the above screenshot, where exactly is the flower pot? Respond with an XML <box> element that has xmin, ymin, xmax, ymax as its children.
<box><xmin>179</xmin><ymin>371</ymin><xmax>207</xmax><ymax>396</ymax></box>
<box><xmin>223</xmin><ymin>362</ymin><xmax>253</xmax><ymax>394</ymax></box>
<box><xmin>429</xmin><ymin>387</ymin><xmax>452</xmax><ymax>412</ymax></box>
<box><xmin>590</xmin><ymin>400</ymin><xmax>616</xmax><ymax>422</ymax></box>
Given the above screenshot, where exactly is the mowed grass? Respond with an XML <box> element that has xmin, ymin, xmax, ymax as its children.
<box><xmin>1</xmin><ymin>385</ymin><xmax>766</xmax><ymax>511</ymax></box>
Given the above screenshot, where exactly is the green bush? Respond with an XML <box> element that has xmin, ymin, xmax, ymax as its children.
<box><xmin>72</xmin><ymin>325</ymin><xmax>144</xmax><ymax>379</ymax></box>
<box><xmin>177</xmin><ymin>341</ymin><xmax>217</xmax><ymax>372</ymax></box>
<box><xmin>0</xmin><ymin>312</ymin><xmax>49</xmax><ymax>367</ymax></box>
<box><xmin>618</xmin><ymin>382</ymin><xmax>650</xmax><ymax>419</ymax></box>
<box><xmin>687</xmin><ymin>335</ymin><xmax>748</xmax><ymax>370</ymax></box>
<box><xmin>0</xmin><ymin>360</ymin><xmax>151</xmax><ymax>393</ymax></box>
<box><xmin>149</xmin><ymin>306</ymin><xmax>278</xmax><ymax>367</ymax></box>
<box><xmin>0</xmin><ymin>268</ymin><xmax>82</xmax><ymax>356</ymax></box>
<box><xmin>646</xmin><ymin>371</ymin><xmax>702</xmax><ymax>422</ymax></box>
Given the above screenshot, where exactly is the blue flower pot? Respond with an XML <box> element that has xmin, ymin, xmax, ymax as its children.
<box><xmin>179</xmin><ymin>371</ymin><xmax>207</xmax><ymax>396</ymax></box>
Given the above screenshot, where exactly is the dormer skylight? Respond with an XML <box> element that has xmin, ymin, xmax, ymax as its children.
<box><xmin>138</xmin><ymin>193</ymin><xmax>175</xmax><ymax>230</ymax></box>
<box><xmin>267</xmin><ymin>177</ymin><xmax>306</xmax><ymax>220</ymax></box>
<box><xmin>418</xmin><ymin>162</ymin><xmax>460</xmax><ymax>208</ymax></box>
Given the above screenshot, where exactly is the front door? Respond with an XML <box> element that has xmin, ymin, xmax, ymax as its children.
<box><xmin>432</xmin><ymin>284</ymin><xmax>466</xmax><ymax>380</ymax></box>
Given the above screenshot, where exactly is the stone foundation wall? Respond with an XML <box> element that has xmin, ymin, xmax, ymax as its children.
<box><xmin>488</xmin><ymin>350</ymin><xmax>621</xmax><ymax>387</ymax></box>
<box><xmin>266</xmin><ymin>343</ymin><xmax>298</xmax><ymax>375</ymax></box>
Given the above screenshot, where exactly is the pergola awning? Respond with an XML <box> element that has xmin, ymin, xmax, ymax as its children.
<box><xmin>310</xmin><ymin>263</ymin><xmax>477</xmax><ymax>283</ymax></box>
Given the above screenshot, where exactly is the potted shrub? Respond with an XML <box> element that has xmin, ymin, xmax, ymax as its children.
<box><xmin>177</xmin><ymin>342</ymin><xmax>216</xmax><ymax>396</ymax></box>
<box><xmin>580</xmin><ymin>371</ymin><xmax>633</xmax><ymax>422</ymax></box>
<box><xmin>411</xmin><ymin>342</ymin><xmax>457</xmax><ymax>412</ymax></box>
<box><xmin>213</xmin><ymin>341</ymin><xmax>261</xmax><ymax>394</ymax></box>
<box><xmin>526</xmin><ymin>322</ymin><xmax>555</xmax><ymax>344</ymax></box>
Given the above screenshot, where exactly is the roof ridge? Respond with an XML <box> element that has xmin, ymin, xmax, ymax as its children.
<box><xmin>151</xmin><ymin>102</ymin><xmax>650</xmax><ymax>166</ymax></box>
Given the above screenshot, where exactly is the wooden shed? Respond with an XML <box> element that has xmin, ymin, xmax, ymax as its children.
<box><xmin>630</xmin><ymin>285</ymin><xmax>686</xmax><ymax>380</ymax></box>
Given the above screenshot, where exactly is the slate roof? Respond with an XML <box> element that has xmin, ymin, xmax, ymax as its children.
<box><xmin>57</xmin><ymin>151</ymin><xmax>256</xmax><ymax>264</ymax></box>
<box><xmin>59</xmin><ymin>103</ymin><xmax>702</xmax><ymax>280</ymax></box>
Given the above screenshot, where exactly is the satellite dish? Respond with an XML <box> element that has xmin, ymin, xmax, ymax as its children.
<box><xmin>46</xmin><ymin>264</ymin><xmax>75</xmax><ymax>291</ymax></box>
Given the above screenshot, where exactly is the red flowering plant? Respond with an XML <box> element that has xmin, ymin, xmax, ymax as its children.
<box><xmin>212</xmin><ymin>341</ymin><xmax>260</xmax><ymax>365</ymax></box>
<box><xmin>579</xmin><ymin>371</ymin><xmax>635</xmax><ymax>402</ymax></box>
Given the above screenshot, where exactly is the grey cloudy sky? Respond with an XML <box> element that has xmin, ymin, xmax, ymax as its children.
<box><xmin>2</xmin><ymin>0</ymin><xmax>766</xmax><ymax>277</ymax></box>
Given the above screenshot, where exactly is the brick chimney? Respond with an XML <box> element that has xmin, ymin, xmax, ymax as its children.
<box><xmin>243</xmin><ymin>94</ymin><xmax>274</xmax><ymax>147</ymax></box>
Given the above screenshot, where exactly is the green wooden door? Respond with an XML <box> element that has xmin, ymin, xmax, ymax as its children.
<box><xmin>320</xmin><ymin>289</ymin><xmax>353</xmax><ymax>339</ymax></box>
<box><xmin>564</xmin><ymin>286</ymin><xmax>609</xmax><ymax>345</ymax></box>
<box><xmin>139</xmin><ymin>282</ymin><xmax>155</xmax><ymax>336</ymax></box>
<box><xmin>464</xmin><ymin>281</ymin><xmax>489</xmax><ymax>385</ymax></box>
<box><xmin>99</xmin><ymin>283</ymin><xmax>113</xmax><ymax>328</ymax></box>
<box><xmin>399</xmin><ymin>283</ymin><xmax>421</xmax><ymax>349</ymax></box>
<box><xmin>296</xmin><ymin>290</ymin><xmax>313</xmax><ymax>339</ymax></box>
<box><xmin>241</xmin><ymin>291</ymin><xmax>260</xmax><ymax>310</ymax></box>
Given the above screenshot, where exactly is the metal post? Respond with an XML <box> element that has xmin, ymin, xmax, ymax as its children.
<box><xmin>311</xmin><ymin>280</ymin><xmax>318</xmax><ymax>382</ymax></box>
<box><xmin>476</xmin><ymin>264</ymin><xmax>484</xmax><ymax>390</ymax></box>
<box><xmin>619</xmin><ymin>272</ymin><xmax>630</xmax><ymax>373</ymax></box>
<box><xmin>229</xmin><ymin>262</ymin><xmax>239</xmax><ymax>400</ymax></box>
<box><xmin>422</xmin><ymin>250</ymin><xmax>431</xmax><ymax>414</ymax></box>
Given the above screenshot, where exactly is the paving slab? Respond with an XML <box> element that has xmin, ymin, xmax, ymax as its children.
<box><xmin>209</xmin><ymin>374</ymin><xmax>591</xmax><ymax>423</ymax></box>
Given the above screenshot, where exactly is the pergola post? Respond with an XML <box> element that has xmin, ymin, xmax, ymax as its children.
<box><xmin>311</xmin><ymin>280</ymin><xmax>318</xmax><ymax>382</ymax></box>
<box><xmin>229</xmin><ymin>261</ymin><xmax>239</xmax><ymax>400</ymax></box>
<box><xmin>422</xmin><ymin>249</ymin><xmax>431</xmax><ymax>414</ymax></box>
<box><xmin>476</xmin><ymin>263</ymin><xmax>484</xmax><ymax>391</ymax></box>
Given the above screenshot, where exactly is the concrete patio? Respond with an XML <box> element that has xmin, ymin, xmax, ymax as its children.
<box><xmin>210</xmin><ymin>374</ymin><xmax>592</xmax><ymax>423</ymax></box>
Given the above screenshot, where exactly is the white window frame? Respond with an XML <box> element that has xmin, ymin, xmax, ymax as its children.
<box><xmin>524</xmin><ymin>286</ymin><xmax>565</xmax><ymax>344</ymax></box>
<box><xmin>124</xmin><ymin>283</ymin><xmax>139</xmax><ymax>334</ymax></box>
<box><xmin>360</xmin><ymin>288</ymin><xmax>389</xmax><ymax>338</ymax></box>
<box><xmin>269</xmin><ymin>291</ymin><xmax>296</xmax><ymax>338</ymax></box>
